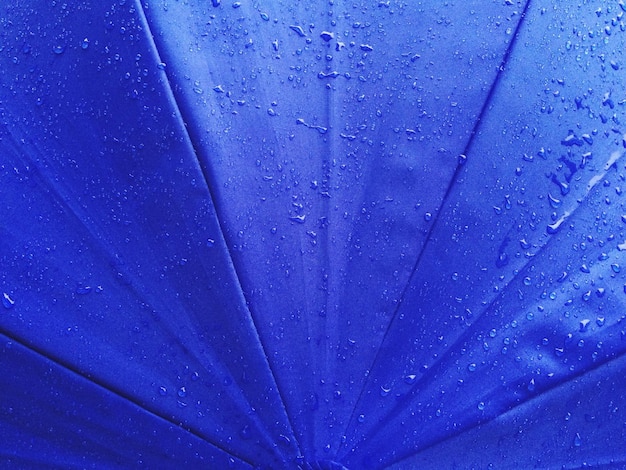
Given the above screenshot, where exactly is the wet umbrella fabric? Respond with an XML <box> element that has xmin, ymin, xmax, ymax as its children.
<box><xmin>1</xmin><ymin>1</ymin><xmax>625</xmax><ymax>469</ymax></box>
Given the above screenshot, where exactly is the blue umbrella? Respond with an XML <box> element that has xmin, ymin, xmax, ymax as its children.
<box><xmin>1</xmin><ymin>0</ymin><xmax>625</xmax><ymax>468</ymax></box>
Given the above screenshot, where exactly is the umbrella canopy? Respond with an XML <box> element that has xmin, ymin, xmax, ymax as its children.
<box><xmin>1</xmin><ymin>0</ymin><xmax>625</xmax><ymax>468</ymax></box>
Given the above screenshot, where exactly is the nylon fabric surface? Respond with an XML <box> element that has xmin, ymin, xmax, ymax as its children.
<box><xmin>1</xmin><ymin>0</ymin><xmax>625</xmax><ymax>469</ymax></box>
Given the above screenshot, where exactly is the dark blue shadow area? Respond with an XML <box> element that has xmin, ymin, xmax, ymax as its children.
<box><xmin>1</xmin><ymin>0</ymin><xmax>625</xmax><ymax>468</ymax></box>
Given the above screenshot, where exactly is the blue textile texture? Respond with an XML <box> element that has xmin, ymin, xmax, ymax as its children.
<box><xmin>1</xmin><ymin>1</ymin><xmax>625</xmax><ymax>468</ymax></box>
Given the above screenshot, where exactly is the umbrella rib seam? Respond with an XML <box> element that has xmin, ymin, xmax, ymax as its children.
<box><xmin>387</xmin><ymin>346</ymin><xmax>626</xmax><ymax>468</ymax></box>
<box><xmin>135</xmin><ymin>0</ymin><xmax>304</xmax><ymax>462</ymax></box>
<box><xmin>338</xmin><ymin>0</ymin><xmax>535</xmax><ymax>454</ymax></box>
<box><xmin>0</xmin><ymin>327</ymin><xmax>256</xmax><ymax>467</ymax></box>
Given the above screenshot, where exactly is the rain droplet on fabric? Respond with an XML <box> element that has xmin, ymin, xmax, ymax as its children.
<box><xmin>2</xmin><ymin>293</ymin><xmax>15</xmax><ymax>309</ymax></box>
<box><xmin>573</xmin><ymin>432</ymin><xmax>582</xmax><ymax>447</ymax></box>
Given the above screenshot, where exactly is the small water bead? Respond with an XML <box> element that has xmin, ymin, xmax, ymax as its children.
<box><xmin>467</xmin><ymin>363</ymin><xmax>477</xmax><ymax>372</ymax></box>
<box><xmin>580</xmin><ymin>319</ymin><xmax>591</xmax><ymax>332</ymax></box>
<box><xmin>477</xmin><ymin>402</ymin><xmax>485</xmax><ymax>411</ymax></box>
<box><xmin>574</xmin><ymin>433</ymin><xmax>582</xmax><ymax>447</ymax></box>
<box><xmin>2</xmin><ymin>293</ymin><xmax>15</xmax><ymax>309</ymax></box>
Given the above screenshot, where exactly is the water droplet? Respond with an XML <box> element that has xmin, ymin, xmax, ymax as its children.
<box><xmin>52</xmin><ymin>44</ymin><xmax>65</xmax><ymax>55</ymax></box>
<box><xmin>580</xmin><ymin>319</ymin><xmax>590</xmax><ymax>332</ymax></box>
<box><xmin>178</xmin><ymin>386</ymin><xmax>187</xmax><ymax>398</ymax></box>
<box><xmin>467</xmin><ymin>363</ymin><xmax>477</xmax><ymax>372</ymax></box>
<box><xmin>239</xmin><ymin>424</ymin><xmax>251</xmax><ymax>439</ymax></box>
<box><xmin>81</xmin><ymin>38</ymin><xmax>89</xmax><ymax>50</ymax></box>
<box><xmin>290</xmin><ymin>25</ymin><xmax>306</xmax><ymax>37</ymax></box>
<box><xmin>573</xmin><ymin>432</ymin><xmax>582</xmax><ymax>447</ymax></box>
<box><xmin>289</xmin><ymin>215</ymin><xmax>306</xmax><ymax>224</ymax></box>
<box><xmin>404</xmin><ymin>374</ymin><xmax>417</xmax><ymax>385</ymax></box>
<box><xmin>548</xmin><ymin>193</ymin><xmax>562</xmax><ymax>208</ymax></box>
<box><xmin>2</xmin><ymin>293</ymin><xmax>15</xmax><ymax>309</ymax></box>
<box><xmin>477</xmin><ymin>401</ymin><xmax>485</xmax><ymax>410</ymax></box>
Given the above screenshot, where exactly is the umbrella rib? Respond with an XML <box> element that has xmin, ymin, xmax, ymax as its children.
<box><xmin>384</xmin><ymin>346</ymin><xmax>626</xmax><ymax>468</ymax></box>
<box><xmin>340</xmin><ymin>133</ymin><xmax>625</xmax><ymax>463</ymax></box>
<box><xmin>341</xmin><ymin>0</ymin><xmax>534</xmax><ymax>443</ymax></box>
<box><xmin>134</xmin><ymin>1</ymin><xmax>303</xmax><ymax>460</ymax></box>
<box><xmin>0</xmin><ymin>327</ymin><xmax>255</xmax><ymax>467</ymax></box>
